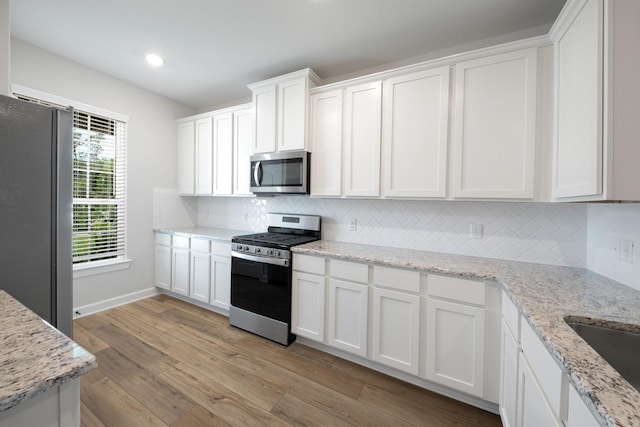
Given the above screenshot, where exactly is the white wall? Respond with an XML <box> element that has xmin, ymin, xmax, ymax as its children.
<box><xmin>587</xmin><ymin>203</ymin><xmax>640</xmax><ymax>291</ymax></box>
<box><xmin>196</xmin><ymin>197</ymin><xmax>587</xmax><ymax>267</ymax></box>
<box><xmin>0</xmin><ymin>0</ymin><xmax>9</xmax><ymax>95</ymax></box>
<box><xmin>10</xmin><ymin>39</ymin><xmax>196</xmax><ymax>311</ymax></box>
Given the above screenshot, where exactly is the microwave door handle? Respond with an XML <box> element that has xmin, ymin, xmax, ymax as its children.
<box><xmin>253</xmin><ymin>161</ymin><xmax>262</xmax><ymax>186</ymax></box>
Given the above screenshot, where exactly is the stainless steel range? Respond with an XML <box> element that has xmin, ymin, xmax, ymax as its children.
<box><xmin>229</xmin><ymin>213</ymin><xmax>321</xmax><ymax>345</ymax></box>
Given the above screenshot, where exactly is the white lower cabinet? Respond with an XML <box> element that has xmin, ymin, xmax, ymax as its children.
<box><xmin>154</xmin><ymin>233</ymin><xmax>171</xmax><ymax>290</ymax></box>
<box><xmin>566</xmin><ymin>383</ymin><xmax>600</xmax><ymax>427</ymax></box>
<box><xmin>372</xmin><ymin>287</ymin><xmax>420</xmax><ymax>375</ymax></box>
<box><xmin>517</xmin><ymin>352</ymin><xmax>562</xmax><ymax>427</ymax></box>
<box><xmin>291</xmin><ymin>255</ymin><xmax>326</xmax><ymax>342</ymax></box>
<box><xmin>425</xmin><ymin>274</ymin><xmax>486</xmax><ymax>397</ymax></box>
<box><xmin>156</xmin><ymin>233</ymin><xmax>231</xmax><ymax>312</ymax></box>
<box><xmin>327</xmin><ymin>259</ymin><xmax>369</xmax><ymax>357</ymax></box>
<box><xmin>189</xmin><ymin>238</ymin><xmax>211</xmax><ymax>303</ymax></box>
<box><xmin>211</xmin><ymin>255</ymin><xmax>230</xmax><ymax>310</ymax></box>
<box><xmin>500</xmin><ymin>319</ymin><xmax>520</xmax><ymax>427</ymax></box>
<box><xmin>171</xmin><ymin>235</ymin><xmax>191</xmax><ymax>297</ymax></box>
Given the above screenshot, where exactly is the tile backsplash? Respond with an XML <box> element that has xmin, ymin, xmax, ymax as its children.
<box><xmin>196</xmin><ymin>196</ymin><xmax>587</xmax><ymax>268</ymax></box>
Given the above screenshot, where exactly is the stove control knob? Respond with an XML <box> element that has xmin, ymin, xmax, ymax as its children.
<box><xmin>274</xmin><ymin>250</ymin><xmax>280</xmax><ymax>257</ymax></box>
<box><xmin>255</xmin><ymin>247</ymin><xmax>261</xmax><ymax>254</ymax></box>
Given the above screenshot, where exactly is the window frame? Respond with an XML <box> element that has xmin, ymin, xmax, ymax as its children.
<box><xmin>12</xmin><ymin>84</ymin><xmax>131</xmax><ymax>277</ymax></box>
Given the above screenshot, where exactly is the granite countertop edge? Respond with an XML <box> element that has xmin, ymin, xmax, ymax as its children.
<box><xmin>0</xmin><ymin>290</ymin><xmax>98</xmax><ymax>413</ymax></box>
<box><xmin>154</xmin><ymin>226</ymin><xmax>251</xmax><ymax>241</ymax></box>
<box><xmin>292</xmin><ymin>240</ymin><xmax>640</xmax><ymax>427</ymax></box>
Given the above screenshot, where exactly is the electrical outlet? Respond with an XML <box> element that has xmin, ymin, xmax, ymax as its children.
<box><xmin>469</xmin><ymin>223</ymin><xmax>483</xmax><ymax>239</ymax></box>
<box><xmin>621</xmin><ymin>239</ymin><xmax>634</xmax><ymax>263</ymax></box>
<box><xmin>349</xmin><ymin>218</ymin><xmax>358</xmax><ymax>231</ymax></box>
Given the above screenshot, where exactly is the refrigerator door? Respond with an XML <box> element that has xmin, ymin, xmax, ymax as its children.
<box><xmin>0</xmin><ymin>94</ymin><xmax>73</xmax><ymax>337</ymax></box>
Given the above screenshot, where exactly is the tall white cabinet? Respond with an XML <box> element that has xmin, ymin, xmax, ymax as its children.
<box><xmin>551</xmin><ymin>0</ymin><xmax>640</xmax><ymax>201</ymax></box>
<box><xmin>381</xmin><ymin>67</ymin><xmax>450</xmax><ymax>198</ymax></box>
<box><xmin>451</xmin><ymin>48</ymin><xmax>537</xmax><ymax>199</ymax></box>
<box><xmin>176</xmin><ymin>121</ymin><xmax>195</xmax><ymax>195</ymax></box>
<box><xmin>310</xmin><ymin>89</ymin><xmax>343</xmax><ymax>197</ymax></box>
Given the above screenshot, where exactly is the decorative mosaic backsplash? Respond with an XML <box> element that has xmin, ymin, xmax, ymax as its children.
<box><xmin>195</xmin><ymin>196</ymin><xmax>587</xmax><ymax>267</ymax></box>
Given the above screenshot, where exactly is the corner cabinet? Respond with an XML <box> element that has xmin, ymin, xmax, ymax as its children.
<box><xmin>381</xmin><ymin>67</ymin><xmax>450</xmax><ymax>198</ymax></box>
<box><xmin>248</xmin><ymin>68</ymin><xmax>321</xmax><ymax>154</ymax></box>
<box><xmin>451</xmin><ymin>48</ymin><xmax>538</xmax><ymax>199</ymax></box>
<box><xmin>176</xmin><ymin>121</ymin><xmax>195</xmax><ymax>195</ymax></box>
<box><xmin>551</xmin><ymin>0</ymin><xmax>640</xmax><ymax>201</ymax></box>
<box><xmin>154</xmin><ymin>233</ymin><xmax>172</xmax><ymax>290</ymax></box>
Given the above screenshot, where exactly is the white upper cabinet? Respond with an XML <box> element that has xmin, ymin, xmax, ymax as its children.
<box><xmin>382</xmin><ymin>67</ymin><xmax>450</xmax><ymax>198</ymax></box>
<box><xmin>551</xmin><ymin>0</ymin><xmax>640</xmax><ymax>201</ymax></box>
<box><xmin>195</xmin><ymin>116</ymin><xmax>213</xmax><ymax>195</ymax></box>
<box><xmin>310</xmin><ymin>89</ymin><xmax>343</xmax><ymax>197</ymax></box>
<box><xmin>451</xmin><ymin>48</ymin><xmax>537</xmax><ymax>199</ymax></box>
<box><xmin>248</xmin><ymin>69</ymin><xmax>321</xmax><ymax>154</ymax></box>
<box><xmin>177</xmin><ymin>121</ymin><xmax>195</xmax><ymax>195</ymax></box>
<box><xmin>233</xmin><ymin>107</ymin><xmax>253</xmax><ymax>196</ymax></box>
<box><xmin>213</xmin><ymin>112</ymin><xmax>233</xmax><ymax>195</ymax></box>
<box><xmin>344</xmin><ymin>81</ymin><xmax>382</xmax><ymax>197</ymax></box>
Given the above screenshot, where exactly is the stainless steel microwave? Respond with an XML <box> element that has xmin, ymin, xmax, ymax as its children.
<box><xmin>250</xmin><ymin>150</ymin><xmax>310</xmax><ymax>195</ymax></box>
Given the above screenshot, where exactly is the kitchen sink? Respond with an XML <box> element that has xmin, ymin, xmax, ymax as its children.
<box><xmin>566</xmin><ymin>319</ymin><xmax>640</xmax><ymax>392</ymax></box>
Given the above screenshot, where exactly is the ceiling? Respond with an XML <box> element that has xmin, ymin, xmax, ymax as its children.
<box><xmin>10</xmin><ymin>0</ymin><xmax>566</xmax><ymax>111</ymax></box>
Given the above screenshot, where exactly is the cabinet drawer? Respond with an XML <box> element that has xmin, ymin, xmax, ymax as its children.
<box><xmin>172</xmin><ymin>235</ymin><xmax>190</xmax><ymax>249</ymax></box>
<box><xmin>191</xmin><ymin>238</ymin><xmax>210</xmax><ymax>253</ymax></box>
<box><xmin>331</xmin><ymin>259</ymin><xmax>368</xmax><ymax>283</ymax></box>
<box><xmin>293</xmin><ymin>254</ymin><xmax>325</xmax><ymax>275</ymax></box>
<box><xmin>155</xmin><ymin>233</ymin><xmax>171</xmax><ymax>246</ymax></box>
<box><xmin>210</xmin><ymin>241</ymin><xmax>230</xmax><ymax>256</ymax></box>
<box><xmin>427</xmin><ymin>274</ymin><xmax>485</xmax><ymax>306</ymax></box>
<box><xmin>502</xmin><ymin>291</ymin><xmax>521</xmax><ymax>341</ymax></box>
<box><xmin>521</xmin><ymin>318</ymin><xmax>565</xmax><ymax>420</ymax></box>
<box><xmin>374</xmin><ymin>265</ymin><xmax>420</xmax><ymax>293</ymax></box>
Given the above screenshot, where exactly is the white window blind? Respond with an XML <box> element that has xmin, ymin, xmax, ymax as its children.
<box><xmin>14</xmin><ymin>93</ymin><xmax>127</xmax><ymax>265</ymax></box>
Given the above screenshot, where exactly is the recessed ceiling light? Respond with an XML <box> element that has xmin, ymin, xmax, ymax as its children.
<box><xmin>145</xmin><ymin>53</ymin><xmax>164</xmax><ymax>67</ymax></box>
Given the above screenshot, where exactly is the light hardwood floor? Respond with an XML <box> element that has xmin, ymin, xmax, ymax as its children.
<box><xmin>73</xmin><ymin>294</ymin><xmax>502</xmax><ymax>426</ymax></box>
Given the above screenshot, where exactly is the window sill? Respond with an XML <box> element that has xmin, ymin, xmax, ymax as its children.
<box><xmin>73</xmin><ymin>259</ymin><xmax>132</xmax><ymax>279</ymax></box>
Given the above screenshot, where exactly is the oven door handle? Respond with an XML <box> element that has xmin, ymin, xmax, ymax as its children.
<box><xmin>231</xmin><ymin>251</ymin><xmax>289</xmax><ymax>267</ymax></box>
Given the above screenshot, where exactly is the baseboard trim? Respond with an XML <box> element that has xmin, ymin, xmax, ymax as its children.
<box><xmin>73</xmin><ymin>287</ymin><xmax>160</xmax><ymax>318</ymax></box>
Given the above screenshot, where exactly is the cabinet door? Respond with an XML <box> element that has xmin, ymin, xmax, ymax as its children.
<box><xmin>553</xmin><ymin>0</ymin><xmax>602</xmax><ymax>199</ymax></box>
<box><xmin>425</xmin><ymin>298</ymin><xmax>485</xmax><ymax>397</ymax></box>
<box><xmin>154</xmin><ymin>244</ymin><xmax>171</xmax><ymax>290</ymax></box>
<box><xmin>213</xmin><ymin>112</ymin><xmax>233</xmax><ymax>195</ymax></box>
<box><xmin>328</xmin><ymin>279</ymin><xmax>368</xmax><ymax>357</ymax></box>
<box><xmin>233</xmin><ymin>108</ymin><xmax>253</xmax><ymax>196</ymax></box>
<box><xmin>500</xmin><ymin>319</ymin><xmax>520</xmax><ymax>427</ymax></box>
<box><xmin>310</xmin><ymin>89</ymin><xmax>343</xmax><ymax>197</ymax></box>
<box><xmin>372</xmin><ymin>287</ymin><xmax>420</xmax><ymax>375</ymax></box>
<box><xmin>195</xmin><ymin>117</ymin><xmax>213</xmax><ymax>195</ymax></box>
<box><xmin>278</xmin><ymin>76</ymin><xmax>307</xmax><ymax>151</ymax></box>
<box><xmin>567</xmin><ymin>383</ymin><xmax>600</xmax><ymax>427</ymax></box>
<box><xmin>171</xmin><ymin>248</ymin><xmax>190</xmax><ymax>296</ymax></box>
<box><xmin>177</xmin><ymin>121</ymin><xmax>195</xmax><ymax>195</ymax></box>
<box><xmin>344</xmin><ymin>81</ymin><xmax>382</xmax><ymax>197</ymax></box>
<box><xmin>452</xmin><ymin>48</ymin><xmax>537</xmax><ymax>199</ymax></box>
<box><xmin>517</xmin><ymin>354</ymin><xmax>562</xmax><ymax>427</ymax></box>
<box><xmin>382</xmin><ymin>67</ymin><xmax>450</xmax><ymax>198</ymax></box>
<box><xmin>252</xmin><ymin>84</ymin><xmax>277</xmax><ymax>153</ymax></box>
<box><xmin>190</xmin><ymin>250</ymin><xmax>211</xmax><ymax>303</ymax></box>
<box><xmin>291</xmin><ymin>271</ymin><xmax>325</xmax><ymax>342</ymax></box>
<box><xmin>211</xmin><ymin>255</ymin><xmax>230</xmax><ymax>310</ymax></box>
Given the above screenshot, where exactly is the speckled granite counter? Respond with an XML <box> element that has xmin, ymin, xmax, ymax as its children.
<box><xmin>155</xmin><ymin>226</ymin><xmax>250</xmax><ymax>241</ymax></box>
<box><xmin>0</xmin><ymin>290</ymin><xmax>97</xmax><ymax>413</ymax></box>
<box><xmin>293</xmin><ymin>240</ymin><xmax>640</xmax><ymax>427</ymax></box>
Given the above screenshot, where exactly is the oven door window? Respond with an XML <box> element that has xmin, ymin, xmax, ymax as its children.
<box><xmin>231</xmin><ymin>257</ymin><xmax>291</xmax><ymax>323</ymax></box>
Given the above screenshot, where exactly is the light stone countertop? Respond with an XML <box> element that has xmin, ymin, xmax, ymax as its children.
<box><xmin>0</xmin><ymin>290</ymin><xmax>97</xmax><ymax>412</ymax></box>
<box><xmin>292</xmin><ymin>240</ymin><xmax>640</xmax><ymax>427</ymax></box>
<box><xmin>155</xmin><ymin>226</ymin><xmax>251</xmax><ymax>241</ymax></box>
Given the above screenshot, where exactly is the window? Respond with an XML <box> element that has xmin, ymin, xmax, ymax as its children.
<box><xmin>13</xmin><ymin>88</ymin><xmax>127</xmax><ymax>267</ymax></box>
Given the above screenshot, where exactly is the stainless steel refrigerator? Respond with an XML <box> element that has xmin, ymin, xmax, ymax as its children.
<box><xmin>0</xmin><ymin>94</ymin><xmax>73</xmax><ymax>337</ymax></box>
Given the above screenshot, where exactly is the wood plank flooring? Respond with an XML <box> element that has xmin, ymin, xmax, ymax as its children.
<box><xmin>73</xmin><ymin>295</ymin><xmax>502</xmax><ymax>426</ymax></box>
